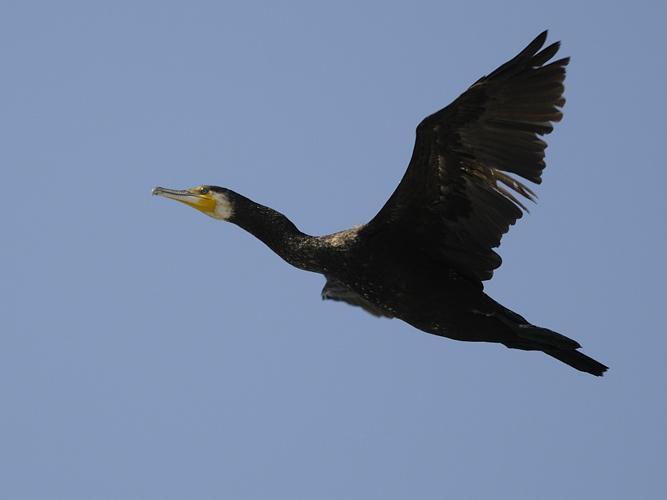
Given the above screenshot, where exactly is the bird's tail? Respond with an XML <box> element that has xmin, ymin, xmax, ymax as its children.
<box><xmin>542</xmin><ymin>347</ymin><xmax>609</xmax><ymax>376</ymax></box>
<box><xmin>495</xmin><ymin>304</ymin><xmax>608</xmax><ymax>376</ymax></box>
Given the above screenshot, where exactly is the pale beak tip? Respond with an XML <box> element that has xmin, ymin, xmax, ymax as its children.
<box><xmin>152</xmin><ymin>187</ymin><xmax>162</xmax><ymax>196</ymax></box>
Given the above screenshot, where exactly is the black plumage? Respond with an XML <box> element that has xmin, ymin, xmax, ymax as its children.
<box><xmin>155</xmin><ymin>32</ymin><xmax>608</xmax><ymax>376</ymax></box>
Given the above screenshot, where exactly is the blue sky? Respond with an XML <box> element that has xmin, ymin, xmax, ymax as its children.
<box><xmin>3</xmin><ymin>1</ymin><xmax>666</xmax><ymax>498</ymax></box>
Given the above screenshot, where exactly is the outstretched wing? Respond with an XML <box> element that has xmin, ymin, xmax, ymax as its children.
<box><xmin>362</xmin><ymin>31</ymin><xmax>568</xmax><ymax>282</ymax></box>
<box><xmin>321</xmin><ymin>277</ymin><xmax>393</xmax><ymax>318</ymax></box>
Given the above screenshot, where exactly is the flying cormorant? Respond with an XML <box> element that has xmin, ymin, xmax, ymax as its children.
<box><xmin>153</xmin><ymin>32</ymin><xmax>608</xmax><ymax>376</ymax></box>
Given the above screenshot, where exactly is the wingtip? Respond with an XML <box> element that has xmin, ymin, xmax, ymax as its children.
<box><xmin>529</xmin><ymin>30</ymin><xmax>548</xmax><ymax>51</ymax></box>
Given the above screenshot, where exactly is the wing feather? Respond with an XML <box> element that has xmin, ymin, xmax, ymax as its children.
<box><xmin>321</xmin><ymin>277</ymin><xmax>393</xmax><ymax>318</ymax></box>
<box><xmin>363</xmin><ymin>31</ymin><xmax>568</xmax><ymax>281</ymax></box>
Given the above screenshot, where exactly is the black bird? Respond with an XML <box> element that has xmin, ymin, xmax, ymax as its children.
<box><xmin>153</xmin><ymin>32</ymin><xmax>608</xmax><ymax>376</ymax></box>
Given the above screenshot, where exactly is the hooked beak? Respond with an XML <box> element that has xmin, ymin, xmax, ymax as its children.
<box><xmin>152</xmin><ymin>186</ymin><xmax>217</xmax><ymax>215</ymax></box>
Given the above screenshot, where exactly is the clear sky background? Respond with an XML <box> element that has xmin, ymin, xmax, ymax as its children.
<box><xmin>3</xmin><ymin>1</ymin><xmax>666</xmax><ymax>498</ymax></box>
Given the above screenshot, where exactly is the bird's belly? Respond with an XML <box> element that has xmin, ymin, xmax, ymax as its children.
<box><xmin>342</xmin><ymin>274</ymin><xmax>454</xmax><ymax>323</ymax></box>
<box><xmin>342</xmin><ymin>268</ymin><xmax>504</xmax><ymax>343</ymax></box>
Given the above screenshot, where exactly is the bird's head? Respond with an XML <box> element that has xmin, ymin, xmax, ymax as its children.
<box><xmin>152</xmin><ymin>185</ymin><xmax>234</xmax><ymax>220</ymax></box>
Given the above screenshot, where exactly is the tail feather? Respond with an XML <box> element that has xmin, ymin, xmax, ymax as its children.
<box><xmin>515</xmin><ymin>324</ymin><xmax>581</xmax><ymax>350</ymax></box>
<box><xmin>494</xmin><ymin>303</ymin><xmax>608</xmax><ymax>376</ymax></box>
<box><xmin>543</xmin><ymin>348</ymin><xmax>609</xmax><ymax>377</ymax></box>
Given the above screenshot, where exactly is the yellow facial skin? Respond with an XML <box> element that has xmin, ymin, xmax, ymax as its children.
<box><xmin>152</xmin><ymin>186</ymin><xmax>217</xmax><ymax>216</ymax></box>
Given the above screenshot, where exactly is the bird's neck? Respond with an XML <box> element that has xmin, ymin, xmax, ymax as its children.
<box><xmin>229</xmin><ymin>195</ymin><xmax>322</xmax><ymax>272</ymax></box>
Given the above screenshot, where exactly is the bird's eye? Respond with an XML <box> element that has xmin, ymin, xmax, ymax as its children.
<box><xmin>199</xmin><ymin>187</ymin><xmax>209</xmax><ymax>195</ymax></box>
